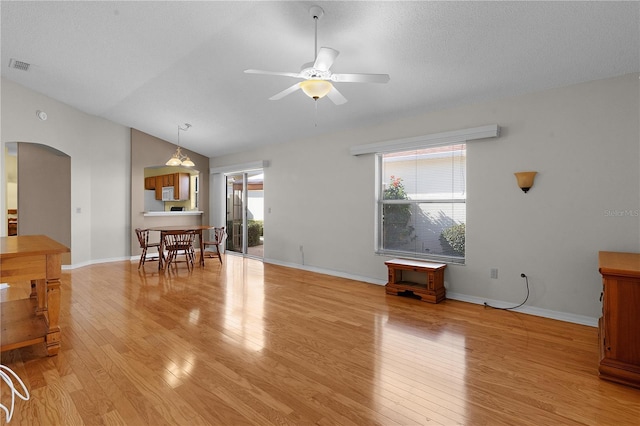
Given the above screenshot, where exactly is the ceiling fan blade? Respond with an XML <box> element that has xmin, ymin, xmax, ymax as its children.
<box><xmin>331</xmin><ymin>73</ymin><xmax>390</xmax><ymax>84</ymax></box>
<box><xmin>326</xmin><ymin>86</ymin><xmax>347</xmax><ymax>105</ymax></box>
<box><xmin>245</xmin><ymin>69</ymin><xmax>302</xmax><ymax>78</ymax></box>
<box><xmin>313</xmin><ymin>47</ymin><xmax>339</xmax><ymax>71</ymax></box>
<box><xmin>269</xmin><ymin>83</ymin><xmax>301</xmax><ymax>100</ymax></box>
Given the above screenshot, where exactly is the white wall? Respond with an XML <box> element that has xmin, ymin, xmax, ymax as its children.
<box><xmin>1</xmin><ymin>78</ymin><xmax>131</xmax><ymax>264</ymax></box>
<box><xmin>210</xmin><ymin>73</ymin><xmax>640</xmax><ymax>323</ymax></box>
<box><xmin>2</xmin><ymin>73</ymin><xmax>637</xmax><ymax>323</ymax></box>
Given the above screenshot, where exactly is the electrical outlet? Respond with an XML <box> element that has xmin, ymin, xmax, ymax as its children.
<box><xmin>490</xmin><ymin>268</ymin><xmax>498</xmax><ymax>279</ymax></box>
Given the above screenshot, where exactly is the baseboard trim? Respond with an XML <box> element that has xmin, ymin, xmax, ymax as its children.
<box><xmin>263</xmin><ymin>258</ymin><xmax>387</xmax><ymax>286</ymax></box>
<box><xmin>445</xmin><ymin>292</ymin><xmax>598</xmax><ymax>327</ymax></box>
<box><xmin>63</xmin><ymin>256</ymin><xmax>132</xmax><ymax>270</ymax></box>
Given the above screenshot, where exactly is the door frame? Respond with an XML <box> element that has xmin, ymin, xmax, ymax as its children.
<box><xmin>224</xmin><ymin>169</ymin><xmax>263</xmax><ymax>258</ymax></box>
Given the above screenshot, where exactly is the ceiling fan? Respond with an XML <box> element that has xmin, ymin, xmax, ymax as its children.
<box><xmin>244</xmin><ymin>5</ymin><xmax>390</xmax><ymax>105</ymax></box>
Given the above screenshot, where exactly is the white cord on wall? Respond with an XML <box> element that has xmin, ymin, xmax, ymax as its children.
<box><xmin>0</xmin><ymin>364</ymin><xmax>30</xmax><ymax>423</ymax></box>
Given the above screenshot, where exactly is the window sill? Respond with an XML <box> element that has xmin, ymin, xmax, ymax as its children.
<box><xmin>376</xmin><ymin>250</ymin><xmax>465</xmax><ymax>265</ymax></box>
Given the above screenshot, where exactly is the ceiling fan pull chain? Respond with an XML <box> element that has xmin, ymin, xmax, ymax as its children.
<box><xmin>314</xmin><ymin>99</ymin><xmax>318</xmax><ymax>127</ymax></box>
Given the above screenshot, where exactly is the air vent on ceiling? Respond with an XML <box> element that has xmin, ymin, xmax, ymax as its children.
<box><xmin>9</xmin><ymin>58</ymin><xmax>30</xmax><ymax>71</ymax></box>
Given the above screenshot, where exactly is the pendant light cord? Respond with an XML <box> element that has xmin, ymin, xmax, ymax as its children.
<box><xmin>177</xmin><ymin>123</ymin><xmax>191</xmax><ymax>147</ymax></box>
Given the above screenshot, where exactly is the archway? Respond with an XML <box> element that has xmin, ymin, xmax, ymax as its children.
<box><xmin>4</xmin><ymin>142</ymin><xmax>71</xmax><ymax>264</ymax></box>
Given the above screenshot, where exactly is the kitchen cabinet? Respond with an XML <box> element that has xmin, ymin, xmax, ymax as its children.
<box><xmin>598</xmin><ymin>251</ymin><xmax>640</xmax><ymax>388</ymax></box>
<box><xmin>174</xmin><ymin>173</ymin><xmax>190</xmax><ymax>200</ymax></box>
<box><xmin>155</xmin><ymin>176</ymin><xmax>163</xmax><ymax>200</ymax></box>
<box><xmin>152</xmin><ymin>173</ymin><xmax>190</xmax><ymax>201</ymax></box>
<box><xmin>144</xmin><ymin>177</ymin><xmax>156</xmax><ymax>190</ymax></box>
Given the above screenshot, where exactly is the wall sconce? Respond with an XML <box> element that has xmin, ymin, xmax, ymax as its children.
<box><xmin>514</xmin><ymin>171</ymin><xmax>537</xmax><ymax>193</ymax></box>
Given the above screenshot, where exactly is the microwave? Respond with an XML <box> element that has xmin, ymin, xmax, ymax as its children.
<box><xmin>161</xmin><ymin>186</ymin><xmax>174</xmax><ymax>201</ymax></box>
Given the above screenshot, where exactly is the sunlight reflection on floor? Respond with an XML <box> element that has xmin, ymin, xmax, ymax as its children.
<box><xmin>375</xmin><ymin>314</ymin><xmax>468</xmax><ymax>424</ymax></box>
<box><xmin>222</xmin><ymin>259</ymin><xmax>266</xmax><ymax>351</ymax></box>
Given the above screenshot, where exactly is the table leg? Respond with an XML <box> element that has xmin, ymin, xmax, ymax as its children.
<box><xmin>34</xmin><ymin>278</ymin><xmax>46</xmax><ymax>314</ymax></box>
<box><xmin>45</xmin><ymin>278</ymin><xmax>61</xmax><ymax>356</ymax></box>
<box><xmin>45</xmin><ymin>252</ymin><xmax>62</xmax><ymax>356</ymax></box>
<box><xmin>198</xmin><ymin>230</ymin><xmax>205</xmax><ymax>267</ymax></box>
<box><xmin>158</xmin><ymin>231</ymin><xmax>165</xmax><ymax>270</ymax></box>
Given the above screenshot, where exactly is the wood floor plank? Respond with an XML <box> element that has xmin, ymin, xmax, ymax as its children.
<box><xmin>2</xmin><ymin>255</ymin><xmax>640</xmax><ymax>425</ymax></box>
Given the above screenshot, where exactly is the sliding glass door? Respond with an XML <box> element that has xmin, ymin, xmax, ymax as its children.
<box><xmin>225</xmin><ymin>171</ymin><xmax>264</xmax><ymax>257</ymax></box>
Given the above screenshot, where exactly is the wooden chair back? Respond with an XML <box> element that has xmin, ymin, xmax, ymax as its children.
<box><xmin>203</xmin><ymin>227</ymin><xmax>226</xmax><ymax>264</ymax></box>
<box><xmin>135</xmin><ymin>228</ymin><xmax>149</xmax><ymax>249</ymax></box>
<box><xmin>163</xmin><ymin>230</ymin><xmax>197</xmax><ymax>271</ymax></box>
<box><xmin>135</xmin><ymin>228</ymin><xmax>161</xmax><ymax>269</ymax></box>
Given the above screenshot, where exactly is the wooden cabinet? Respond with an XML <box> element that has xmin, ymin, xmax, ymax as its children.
<box><xmin>150</xmin><ymin>173</ymin><xmax>190</xmax><ymax>201</ymax></box>
<box><xmin>385</xmin><ymin>258</ymin><xmax>447</xmax><ymax>303</ymax></box>
<box><xmin>155</xmin><ymin>176</ymin><xmax>163</xmax><ymax>200</ymax></box>
<box><xmin>144</xmin><ymin>177</ymin><xmax>156</xmax><ymax>190</ymax></box>
<box><xmin>174</xmin><ymin>173</ymin><xmax>190</xmax><ymax>200</ymax></box>
<box><xmin>598</xmin><ymin>251</ymin><xmax>640</xmax><ymax>388</ymax></box>
<box><xmin>163</xmin><ymin>174</ymin><xmax>174</xmax><ymax>187</ymax></box>
<box><xmin>1</xmin><ymin>235</ymin><xmax>70</xmax><ymax>356</ymax></box>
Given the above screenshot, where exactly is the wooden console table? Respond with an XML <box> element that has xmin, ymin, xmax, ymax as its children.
<box><xmin>1</xmin><ymin>235</ymin><xmax>69</xmax><ymax>356</ymax></box>
<box><xmin>598</xmin><ymin>251</ymin><xmax>640</xmax><ymax>388</ymax></box>
<box><xmin>385</xmin><ymin>258</ymin><xmax>447</xmax><ymax>303</ymax></box>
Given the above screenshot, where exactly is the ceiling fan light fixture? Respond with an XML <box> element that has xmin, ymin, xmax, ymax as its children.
<box><xmin>245</xmin><ymin>4</ymin><xmax>388</xmax><ymax>106</ymax></box>
<box><xmin>300</xmin><ymin>79</ymin><xmax>332</xmax><ymax>100</ymax></box>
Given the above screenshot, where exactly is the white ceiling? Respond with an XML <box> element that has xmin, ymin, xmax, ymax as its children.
<box><xmin>2</xmin><ymin>1</ymin><xmax>638</xmax><ymax>157</ymax></box>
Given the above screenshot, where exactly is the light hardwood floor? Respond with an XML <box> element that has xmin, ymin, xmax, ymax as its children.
<box><xmin>1</xmin><ymin>255</ymin><xmax>639</xmax><ymax>425</ymax></box>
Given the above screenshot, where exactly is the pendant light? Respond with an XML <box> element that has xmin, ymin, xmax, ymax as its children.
<box><xmin>166</xmin><ymin>123</ymin><xmax>195</xmax><ymax>167</ymax></box>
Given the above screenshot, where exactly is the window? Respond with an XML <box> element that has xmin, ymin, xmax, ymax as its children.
<box><xmin>377</xmin><ymin>144</ymin><xmax>466</xmax><ymax>264</ymax></box>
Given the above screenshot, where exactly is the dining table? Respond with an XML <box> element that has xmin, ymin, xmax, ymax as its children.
<box><xmin>147</xmin><ymin>225</ymin><xmax>214</xmax><ymax>270</ymax></box>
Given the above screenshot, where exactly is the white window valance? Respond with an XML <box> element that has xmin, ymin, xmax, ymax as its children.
<box><xmin>349</xmin><ymin>124</ymin><xmax>500</xmax><ymax>156</ymax></box>
<box><xmin>210</xmin><ymin>160</ymin><xmax>269</xmax><ymax>175</ymax></box>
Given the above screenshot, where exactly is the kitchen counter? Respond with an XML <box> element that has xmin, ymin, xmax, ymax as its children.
<box><xmin>143</xmin><ymin>211</ymin><xmax>204</xmax><ymax>217</ymax></box>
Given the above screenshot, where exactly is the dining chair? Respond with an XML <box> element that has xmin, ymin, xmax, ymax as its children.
<box><xmin>135</xmin><ymin>228</ymin><xmax>161</xmax><ymax>269</ymax></box>
<box><xmin>163</xmin><ymin>230</ymin><xmax>197</xmax><ymax>271</ymax></box>
<box><xmin>203</xmin><ymin>227</ymin><xmax>226</xmax><ymax>264</ymax></box>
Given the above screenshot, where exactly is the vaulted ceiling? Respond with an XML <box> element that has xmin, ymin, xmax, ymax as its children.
<box><xmin>2</xmin><ymin>1</ymin><xmax>638</xmax><ymax>157</ymax></box>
